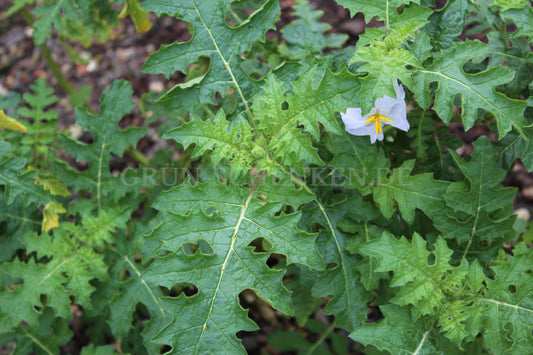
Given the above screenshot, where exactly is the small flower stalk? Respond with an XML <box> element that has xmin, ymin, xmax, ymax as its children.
<box><xmin>341</xmin><ymin>78</ymin><xmax>409</xmax><ymax>143</ymax></box>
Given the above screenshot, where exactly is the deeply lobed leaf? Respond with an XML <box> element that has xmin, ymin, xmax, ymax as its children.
<box><xmin>253</xmin><ymin>67</ymin><xmax>360</xmax><ymax>167</ymax></box>
<box><xmin>163</xmin><ymin>109</ymin><xmax>257</xmax><ymax>176</ymax></box>
<box><xmin>143</xmin><ymin>179</ymin><xmax>322</xmax><ymax>353</ymax></box>
<box><xmin>299</xmin><ymin>194</ymin><xmax>372</xmax><ymax>332</ymax></box>
<box><xmin>279</xmin><ymin>0</ymin><xmax>347</xmax><ymax>60</ymax></box>
<box><xmin>0</xmin><ymin>144</ymin><xmax>52</xmax><ymax>206</ymax></box>
<box><xmin>57</xmin><ymin>80</ymin><xmax>146</xmax><ymax>208</ymax></box>
<box><xmin>142</xmin><ymin>0</ymin><xmax>279</xmax><ymax>117</ymax></box>
<box><xmin>413</xmin><ymin>41</ymin><xmax>528</xmax><ymax>137</ymax></box>
<box><xmin>0</xmin><ymin>229</ymin><xmax>108</xmax><ymax>332</ymax></box>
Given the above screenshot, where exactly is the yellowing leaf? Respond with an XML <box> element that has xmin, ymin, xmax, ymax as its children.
<box><xmin>42</xmin><ymin>201</ymin><xmax>66</xmax><ymax>232</ymax></box>
<box><xmin>36</xmin><ymin>175</ymin><xmax>71</xmax><ymax>197</ymax></box>
<box><xmin>0</xmin><ymin>110</ymin><xmax>27</xmax><ymax>133</ymax></box>
<box><xmin>119</xmin><ymin>0</ymin><xmax>153</xmax><ymax>33</ymax></box>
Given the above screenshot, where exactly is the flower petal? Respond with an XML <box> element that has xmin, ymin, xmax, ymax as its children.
<box><xmin>375</xmin><ymin>79</ymin><xmax>409</xmax><ymax>132</ymax></box>
<box><xmin>346</xmin><ymin>124</ymin><xmax>383</xmax><ymax>143</ymax></box>
<box><xmin>389</xmin><ymin>103</ymin><xmax>409</xmax><ymax>132</ymax></box>
<box><xmin>341</xmin><ymin>78</ymin><xmax>409</xmax><ymax>143</ymax></box>
<box><xmin>374</xmin><ymin>96</ymin><xmax>398</xmax><ymax>117</ymax></box>
<box><xmin>369</xmin><ymin>130</ymin><xmax>383</xmax><ymax>143</ymax></box>
<box><xmin>394</xmin><ymin>78</ymin><xmax>405</xmax><ymax>100</ymax></box>
<box><xmin>341</xmin><ymin>107</ymin><xmax>365</xmax><ymax>131</ymax></box>
<box><xmin>386</xmin><ymin>96</ymin><xmax>408</xmax><ymax>132</ymax></box>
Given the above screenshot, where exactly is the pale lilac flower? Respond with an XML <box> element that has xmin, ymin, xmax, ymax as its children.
<box><xmin>341</xmin><ymin>78</ymin><xmax>409</xmax><ymax>143</ymax></box>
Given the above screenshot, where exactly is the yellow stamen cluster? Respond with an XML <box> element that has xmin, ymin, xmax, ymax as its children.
<box><xmin>364</xmin><ymin>113</ymin><xmax>392</xmax><ymax>135</ymax></box>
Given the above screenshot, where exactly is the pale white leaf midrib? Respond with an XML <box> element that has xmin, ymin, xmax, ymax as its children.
<box><xmin>22</xmin><ymin>327</ymin><xmax>54</xmax><ymax>355</ymax></box>
<box><xmin>6</xmin><ymin>258</ymin><xmax>69</xmax><ymax>319</ymax></box>
<box><xmin>191</xmin><ymin>0</ymin><xmax>252</xmax><ymax>118</ymax></box>
<box><xmin>478</xmin><ymin>297</ymin><xmax>533</xmax><ymax>313</ymax></box>
<box><xmin>419</xmin><ymin>69</ymin><xmax>503</xmax><ymax>121</ymax></box>
<box><xmin>412</xmin><ymin>329</ymin><xmax>431</xmax><ymax>355</ymax></box>
<box><xmin>124</xmin><ymin>256</ymin><xmax>165</xmax><ymax>316</ymax></box>
<box><xmin>193</xmin><ymin>191</ymin><xmax>254</xmax><ymax>352</ymax></box>
<box><xmin>0</xmin><ymin>172</ymin><xmax>49</xmax><ymax>199</ymax></box>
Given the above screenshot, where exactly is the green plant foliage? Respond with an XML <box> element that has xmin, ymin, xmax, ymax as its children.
<box><xmin>479</xmin><ymin>243</ymin><xmax>533</xmax><ymax>354</ymax></box>
<box><xmin>425</xmin><ymin>0</ymin><xmax>468</xmax><ymax>53</ymax></box>
<box><xmin>0</xmin><ymin>309</ymin><xmax>72</xmax><ymax>355</ymax></box>
<box><xmin>299</xmin><ymin>195</ymin><xmax>372</xmax><ymax>332</ymax></box>
<box><xmin>357</xmin><ymin>5</ymin><xmax>432</xmax><ymax>48</ymax></box>
<box><xmin>413</xmin><ymin>41</ymin><xmax>528</xmax><ymax>137</ymax></box>
<box><xmin>335</xmin><ymin>0</ymin><xmax>420</xmax><ymax>21</ymax></box>
<box><xmin>15</xmin><ymin>79</ymin><xmax>59</xmax><ymax>164</ymax></box>
<box><xmin>351</xmin><ymin>45</ymin><xmax>419</xmax><ymax>113</ymax></box>
<box><xmin>253</xmin><ymin>67</ymin><xmax>360</xmax><ymax>167</ymax></box>
<box><xmin>0</xmin><ymin>227</ymin><xmax>108</xmax><ymax>332</ymax></box>
<box><xmin>240</xmin><ymin>38</ymin><xmax>284</xmax><ymax>80</ymax></box>
<box><xmin>0</xmin><ymin>142</ymin><xmax>52</xmax><ymax>206</ymax></box>
<box><xmin>24</xmin><ymin>0</ymin><xmax>120</xmax><ymax>46</ymax></box>
<box><xmin>486</xmin><ymin>33</ymin><xmax>533</xmax><ymax>97</ymax></box>
<box><xmin>374</xmin><ymin>138</ymin><xmax>517</xmax><ymax>262</ymax></box>
<box><xmin>58</xmin><ymin>80</ymin><xmax>146</xmax><ymax>209</ymax></box>
<box><xmin>355</xmin><ymin>233</ymin><xmax>533</xmax><ymax>352</ymax></box>
<box><xmin>405</xmin><ymin>109</ymin><xmax>462</xmax><ymax>168</ymax></box>
<box><xmin>501</xmin><ymin>5</ymin><xmax>533</xmax><ymax>39</ymax></box>
<box><xmin>6</xmin><ymin>0</ymin><xmax>36</xmax><ymax>17</ymax></box>
<box><xmin>163</xmin><ymin>109</ymin><xmax>258</xmax><ymax>176</ymax></box>
<box><xmin>373</xmin><ymin>159</ymin><xmax>450</xmax><ymax>224</ymax></box>
<box><xmin>142</xmin><ymin>0</ymin><xmax>280</xmax><ymax>116</ymax></box>
<box><xmin>492</xmin><ymin>0</ymin><xmax>529</xmax><ymax>12</ymax></box>
<box><xmin>283</xmin><ymin>264</ymin><xmax>323</xmax><ymax>326</ymax></box>
<box><xmin>89</xmin><ymin>225</ymin><xmax>170</xmax><ymax>350</ymax></box>
<box><xmin>267</xmin><ymin>319</ymin><xmax>346</xmax><ymax>355</ymax></box>
<box><xmin>445</xmin><ymin>137</ymin><xmax>516</xmax><ymax>234</ymax></box>
<box><xmin>142</xmin><ymin>180</ymin><xmax>322</xmax><ymax>353</ymax></box>
<box><xmin>349</xmin><ymin>2</ymin><xmax>433</xmax><ymax>113</ymax></box>
<box><xmin>140</xmin><ymin>91</ymin><xmax>184</xmax><ymax>134</ymax></box>
<box><xmin>279</xmin><ymin>0</ymin><xmax>347</xmax><ymax>60</ymax></box>
<box><xmin>252</xmin><ymin>73</ymin><xmax>320</xmax><ymax>166</ymax></box>
<box><xmin>442</xmin><ymin>137</ymin><xmax>517</xmax><ymax>258</ymax></box>
<box><xmin>1</xmin><ymin>0</ymin><xmax>533</xmax><ymax>353</ymax></box>
<box><xmin>327</xmin><ymin>133</ymin><xmax>390</xmax><ymax>194</ymax></box>
<box><xmin>351</xmin><ymin>304</ymin><xmax>442</xmax><ymax>354</ymax></box>
<box><xmin>0</xmin><ymin>194</ymin><xmax>41</xmax><ymax>262</ymax></box>
<box><xmin>493</xmin><ymin>126</ymin><xmax>533</xmax><ymax>170</ymax></box>
<box><xmin>360</xmin><ymin>234</ymin><xmax>469</xmax><ymax>320</ymax></box>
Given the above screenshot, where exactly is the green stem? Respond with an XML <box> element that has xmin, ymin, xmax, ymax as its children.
<box><xmin>291</xmin><ymin>174</ymin><xmax>314</xmax><ymax>195</ymax></box>
<box><xmin>434</xmin><ymin>131</ymin><xmax>444</xmax><ymax>176</ymax></box>
<box><xmin>469</xmin><ymin>0</ymin><xmax>511</xmax><ymax>49</ymax></box>
<box><xmin>495</xmin><ymin>20</ymin><xmax>512</xmax><ymax>50</ymax></box>
<box><xmin>20</xmin><ymin>6</ymin><xmax>147</xmax><ymax>167</ymax></box>
<box><xmin>19</xmin><ymin>7</ymin><xmax>34</xmax><ymax>25</ymax></box>
<box><xmin>385</xmin><ymin>0</ymin><xmax>390</xmax><ymax>36</ymax></box>
<box><xmin>126</xmin><ymin>146</ymin><xmax>149</xmax><ymax>166</ymax></box>
<box><xmin>41</xmin><ymin>44</ymin><xmax>76</xmax><ymax>95</ymax></box>
<box><xmin>20</xmin><ymin>7</ymin><xmax>76</xmax><ymax>95</ymax></box>
<box><xmin>416</xmin><ymin>110</ymin><xmax>425</xmax><ymax>159</ymax></box>
<box><xmin>305</xmin><ymin>321</ymin><xmax>336</xmax><ymax>355</ymax></box>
